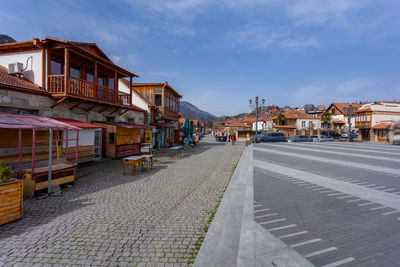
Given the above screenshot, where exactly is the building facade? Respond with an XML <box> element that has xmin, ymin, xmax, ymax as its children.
<box><xmin>356</xmin><ymin>101</ymin><xmax>400</xmax><ymax>143</ymax></box>
<box><xmin>325</xmin><ymin>103</ymin><xmax>362</xmax><ymax>133</ymax></box>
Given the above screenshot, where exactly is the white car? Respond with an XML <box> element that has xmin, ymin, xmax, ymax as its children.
<box><xmin>311</xmin><ymin>135</ymin><xmax>334</xmax><ymax>142</ymax></box>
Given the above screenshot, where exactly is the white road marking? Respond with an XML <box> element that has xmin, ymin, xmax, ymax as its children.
<box><xmin>357</xmin><ymin>202</ymin><xmax>375</xmax><ymax>206</ymax></box>
<box><xmin>259</xmin><ymin>218</ymin><xmax>287</xmax><ymax>225</ymax></box>
<box><xmin>354</xmin><ymin>182</ymin><xmax>368</xmax><ymax>185</ymax></box>
<box><xmin>295</xmin><ymin>142</ymin><xmax>400</xmax><ymax>156</ymax></box>
<box><xmin>254</xmin><ymin>204</ymin><xmax>262</xmax><ymax>207</ymax></box>
<box><xmin>382</xmin><ymin>210</ymin><xmax>400</xmax><ymax>215</ymax></box>
<box><xmin>305</xmin><ymin>247</ymin><xmax>337</xmax><ymax>258</ymax></box>
<box><xmin>337</xmin><ymin>195</ymin><xmax>352</xmax><ymax>199</ymax></box>
<box><xmin>328</xmin><ymin>193</ymin><xmax>345</xmax><ymax>196</ymax></box>
<box><xmin>365</xmin><ymin>184</ymin><xmax>376</xmax><ymax>187</ymax></box>
<box><xmin>267</xmin><ymin>224</ymin><xmax>297</xmax><ymax>232</ymax></box>
<box><xmin>312</xmin><ymin>188</ymin><xmax>326</xmax><ymax>191</ymax></box>
<box><xmin>263</xmin><ymin>143</ymin><xmax>400</xmax><ymax>163</ymax></box>
<box><xmin>254</xmin><ymin>159</ymin><xmax>400</xmax><ymax>210</ymax></box>
<box><xmin>277</xmin><ymin>231</ymin><xmax>308</xmax><ymax>239</ymax></box>
<box><xmin>320</xmin><ymin>190</ymin><xmax>334</xmax><ymax>193</ymax></box>
<box><xmin>254</xmin><ymin>147</ymin><xmax>400</xmax><ymax>176</ymax></box>
<box><xmin>347</xmin><ymin>199</ymin><xmax>363</xmax><ymax>203</ymax></box>
<box><xmin>254</xmin><ymin>208</ymin><xmax>270</xmax><ymax>213</ymax></box>
<box><xmin>290</xmin><ymin>238</ymin><xmax>321</xmax><ymax>248</ymax></box>
<box><xmin>254</xmin><ymin>213</ymin><xmax>278</xmax><ymax>219</ymax></box>
<box><xmin>320</xmin><ymin>257</ymin><xmax>355</xmax><ymax>267</ymax></box>
<box><xmin>383</xmin><ymin>189</ymin><xmax>396</xmax><ymax>192</ymax></box>
<box><xmin>370</xmin><ymin>206</ymin><xmax>387</xmax><ymax>211</ymax></box>
<box><xmin>373</xmin><ymin>186</ymin><xmax>386</xmax><ymax>189</ymax></box>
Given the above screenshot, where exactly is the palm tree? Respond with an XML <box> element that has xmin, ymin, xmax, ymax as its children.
<box><xmin>321</xmin><ymin>112</ymin><xmax>331</xmax><ymax>130</ymax></box>
<box><xmin>276</xmin><ymin>113</ymin><xmax>286</xmax><ymax>125</ymax></box>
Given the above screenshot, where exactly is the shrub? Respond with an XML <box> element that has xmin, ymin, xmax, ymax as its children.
<box><xmin>0</xmin><ymin>161</ymin><xmax>13</xmax><ymax>183</ymax></box>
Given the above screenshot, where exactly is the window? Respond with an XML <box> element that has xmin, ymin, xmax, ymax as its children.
<box><xmin>301</xmin><ymin>121</ymin><xmax>306</xmax><ymax>128</ymax></box>
<box><xmin>331</xmin><ymin>108</ymin><xmax>336</xmax><ymax>115</ymax></box>
<box><xmin>50</xmin><ymin>54</ymin><xmax>64</xmax><ymax>75</ymax></box>
<box><xmin>86</xmin><ymin>70</ymin><xmax>94</xmax><ymax>83</ymax></box>
<box><xmin>109</xmin><ymin>77</ymin><xmax>114</xmax><ymax>89</ymax></box>
<box><xmin>98</xmin><ymin>74</ymin><xmax>107</xmax><ymax>86</ymax></box>
<box><xmin>155</xmin><ymin>88</ymin><xmax>162</xmax><ymax>106</ymax></box>
<box><xmin>70</xmin><ymin>64</ymin><xmax>80</xmax><ymax>78</ymax></box>
<box><xmin>128</xmin><ymin>118</ymin><xmax>135</xmax><ymax>124</ymax></box>
<box><xmin>155</xmin><ymin>94</ymin><xmax>162</xmax><ymax>106</ymax></box>
<box><xmin>106</xmin><ymin>116</ymin><xmax>115</xmax><ymax>122</ymax></box>
<box><xmin>109</xmin><ymin>133</ymin><xmax>115</xmax><ymax>144</ymax></box>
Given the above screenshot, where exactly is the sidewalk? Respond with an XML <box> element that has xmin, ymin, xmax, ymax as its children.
<box><xmin>194</xmin><ymin>145</ymin><xmax>314</xmax><ymax>267</ymax></box>
<box><xmin>0</xmin><ymin>136</ymin><xmax>243</xmax><ymax>266</ymax></box>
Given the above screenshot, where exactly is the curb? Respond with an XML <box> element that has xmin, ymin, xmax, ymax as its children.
<box><xmin>194</xmin><ymin>145</ymin><xmax>314</xmax><ymax>266</ymax></box>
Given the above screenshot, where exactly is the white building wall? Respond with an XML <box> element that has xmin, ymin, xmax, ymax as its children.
<box><xmin>118</xmin><ymin>79</ymin><xmax>150</xmax><ymax>112</ymax></box>
<box><xmin>63</xmin><ymin>129</ymin><xmax>96</xmax><ymax>148</ymax></box>
<box><xmin>296</xmin><ymin>119</ymin><xmax>321</xmax><ymax>129</ymax></box>
<box><xmin>252</xmin><ymin>121</ymin><xmax>265</xmax><ymax>131</ymax></box>
<box><xmin>0</xmin><ymin>51</ymin><xmax>43</xmax><ymax>86</ymax></box>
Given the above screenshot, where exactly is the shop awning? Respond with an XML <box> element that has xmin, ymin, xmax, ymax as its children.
<box><xmin>150</xmin><ymin>122</ymin><xmax>173</xmax><ymax>128</ymax></box>
<box><xmin>92</xmin><ymin>121</ymin><xmax>152</xmax><ymax>129</ymax></box>
<box><xmin>52</xmin><ymin>118</ymin><xmax>101</xmax><ymax>129</ymax></box>
<box><xmin>0</xmin><ymin>112</ymin><xmax>79</xmax><ymax>130</ymax></box>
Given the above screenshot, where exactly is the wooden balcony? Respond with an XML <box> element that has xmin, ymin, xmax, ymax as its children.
<box><xmin>48</xmin><ymin>75</ymin><xmax>131</xmax><ymax>107</ymax></box>
<box><xmin>355</xmin><ymin>121</ymin><xmax>371</xmax><ymax>128</ymax></box>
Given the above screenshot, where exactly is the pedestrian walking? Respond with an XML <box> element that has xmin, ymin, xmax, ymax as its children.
<box><xmin>231</xmin><ymin>135</ymin><xmax>236</xmax><ymax>145</ymax></box>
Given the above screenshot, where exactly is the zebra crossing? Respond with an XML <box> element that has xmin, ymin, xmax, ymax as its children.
<box><xmin>253</xmin><ymin>141</ymin><xmax>400</xmax><ymax>266</ymax></box>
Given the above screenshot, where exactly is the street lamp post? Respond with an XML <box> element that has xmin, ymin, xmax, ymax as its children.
<box><xmin>249</xmin><ymin>97</ymin><xmax>265</xmax><ymax>136</ymax></box>
<box><xmin>344</xmin><ymin>105</ymin><xmax>357</xmax><ymax>142</ymax></box>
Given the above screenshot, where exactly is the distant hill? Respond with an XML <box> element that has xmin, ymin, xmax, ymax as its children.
<box><xmin>180</xmin><ymin>101</ymin><xmax>219</xmax><ymax>122</ymax></box>
<box><xmin>0</xmin><ymin>34</ymin><xmax>16</xmax><ymax>44</ymax></box>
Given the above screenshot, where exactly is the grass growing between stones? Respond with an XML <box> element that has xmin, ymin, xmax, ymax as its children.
<box><xmin>188</xmin><ymin>148</ymin><xmax>244</xmax><ymax>264</ymax></box>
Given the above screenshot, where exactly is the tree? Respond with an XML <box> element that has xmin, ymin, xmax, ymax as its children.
<box><xmin>321</xmin><ymin>112</ymin><xmax>331</xmax><ymax>130</ymax></box>
<box><xmin>304</xmin><ymin>104</ymin><xmax>316</xmax><ymax>112</ymax></box>
<box><xmin>276</xmin><ymin>113</ymin><xmax>286</xmax><ymax>125</ymax></box>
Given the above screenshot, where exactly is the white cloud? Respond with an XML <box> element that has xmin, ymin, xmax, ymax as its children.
<box><xmin>288</xmin><ymin>78</ymin><xmax>397</xmax><ymax>107</ymax></box>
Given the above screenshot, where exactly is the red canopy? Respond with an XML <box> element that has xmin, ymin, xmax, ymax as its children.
<box><xmin>0</xmin><ymin>112</ymin><xmax>79</xmax><ymax>129</ymax></box>
<box><xmin>52</xmin><ymin>118</ymin><xmax>100</xmax><ymax>129</ymax></box>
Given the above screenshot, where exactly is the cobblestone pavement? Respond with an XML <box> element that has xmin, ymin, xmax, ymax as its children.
<box><xmin>0</xmin><ymin>136</ymin><xmax>243</xmax><ymax>266</ymax></box>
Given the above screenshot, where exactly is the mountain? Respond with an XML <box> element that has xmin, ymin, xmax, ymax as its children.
<box><xmin>0</xmin><ymin>34</ymin><xmax>16</xmax><ymax>44</ymax></box>
<box><xmin>180</xmin><ymin>101</ymin><xmax>219</xmax><ymax>122</ymax></box>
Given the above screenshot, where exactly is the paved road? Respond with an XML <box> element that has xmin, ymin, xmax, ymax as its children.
<box><xmin>253</xmin><ymin>142</ymin><xmax>400</xmax><ymax>267</ymax></box>
<box><xmin>0</xmin><ymin>136</ymin><xmax>243</xmax><ymax>266</ymax></box>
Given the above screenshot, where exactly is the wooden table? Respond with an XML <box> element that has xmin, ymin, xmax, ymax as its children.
<box><xmin>142</xmin><ymin>155</ymin><xmax>154</xmax><ymax>171</ymax></box>
<box><xmin>123</xmin><ymin>156</ymin><xmax>145</xmax><ymax>175</ymax></box>
<box><xmin>169</xmin><ymin>146</ymin><xmax>183</xmax><ymax>159</ymax></box>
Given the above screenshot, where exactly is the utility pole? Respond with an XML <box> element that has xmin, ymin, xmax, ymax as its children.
<box><xmin>344</xmin><ymin>105</ymin><xmax>357</xmax><ymax>142</ymax></box>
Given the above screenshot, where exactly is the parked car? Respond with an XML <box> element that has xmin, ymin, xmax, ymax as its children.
<box><xmin>260</xmin><ymin>132</ymin><xmax>286</xmax><ymax>142</ymax></box>
<box><xmin>311</xmin><ymin>135</ymin><xmax>334</xmax><ymax>142</ymax></box>
<box><xmin>322</xmin><ymin>130</ymin><xmax>340</xmax><ymax>139</ymax></box>
<box><xmin>287</xmin><ymin>135</ymin><xmax>312</xmax><ymax>143</ymax></box>
<box><xmin>251</xmin><ymin>133</ymin><xmax>265</xmax><ymax>143</ymax></box>
<box><xmin>341</xmin><ymin>132</ymin><xmax>359</xmax><ymax>139</ymax></box>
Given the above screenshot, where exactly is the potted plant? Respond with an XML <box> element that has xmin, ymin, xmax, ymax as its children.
<box><xmin>0</xmin><ymin>161</ymin><xmax>23</xmax><ymax>225</ymax></box>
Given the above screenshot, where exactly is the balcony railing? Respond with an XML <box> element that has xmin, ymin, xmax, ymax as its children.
<box><xmin>47</xmin><ymin>75</ymin><xmax>130</xmax><ymax>107</ymax></box>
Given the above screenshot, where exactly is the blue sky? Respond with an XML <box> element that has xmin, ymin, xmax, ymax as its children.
<box><xmin>1</xmin><ymin>0</ymin><xmax>400</xmax><ymax>116</ymax></box>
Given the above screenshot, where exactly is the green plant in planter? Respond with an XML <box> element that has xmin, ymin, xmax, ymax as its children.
<box><xmin>0</xmin><ymin>161</ymin><xmax>13</xmax><ymax>183</ymax></box>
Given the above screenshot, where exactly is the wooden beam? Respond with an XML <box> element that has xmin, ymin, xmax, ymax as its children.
<box><xmin>114</xmin><ymin>71</ymin><xmax>118</xmax><ymax>104</ymax></box>
<box><xmin>42</xmin><ymin>49</ymin><xmax>46</xmax><ymax>88</ymax></box>
<box><xmin>86</xmin><ymin>103</ymin><xmax>99</xmax><ymax>112</ymax></box>
<box><xmin>119</xmin><ymin>109</ymin><xmax>130</xmax><ymax>116</ymax></box>
<box><xmin>110</xmin><ymin>108</ymin><xmax>120</xmax><ymax>115</ymax></box>
<box><xmin>51</xmin><ymin>97</ymin><xmax>68</xmax><ymax>108</ymax></box>
<box><xmin>64</xmin><ymin>47</ymin><xmax>70</xmax><ymax>95</ymax></box>
<box><xmin>129</xmin><ymin>76</ymin><xmax>133</xmax><ymax>107</ymax></box>
<box><xmin>94</xmin><ymin>61</ymin><xmax>98</xmax><ymax>99</ymax></box>
<box><xmin>46</xmin><ymin>49</ymin><xmax>50</xmax><ymax>90</ymax></box>
<box><xmin>70</xmin><ymin>100</ymin><xmax>86</xmax><ymax>110</ymax></box>
<box><xmin>98</xmin><ymin>106</ymin><xmax>109</xmax><ymax>113</ymax></box>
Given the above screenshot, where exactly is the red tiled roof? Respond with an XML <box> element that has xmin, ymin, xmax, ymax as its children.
<box><xmin>357</xmin><ymin>107</ymin><xmax>372</xmax><ymax>113</ymax></box>
<box><xmin>244</xmin><ymin>116</ymin><xmax>256</xmax><ymax>123</ymax></box>
<box><xmin>274</xmin><ymin>125</ymin><xmax>297</xmax><ymax>129</ymax></box>
<box><xmin>0</xmin><ymin>65</ymin><xmax>43</xmax><ymax>91</ymax></box>
<box><xmin>0</xmin><ymin>112</ymin><xmax>78</xmax><ymax>129</ymax></box>
<box><xmin>93</xmin><ymin>121</ymin><xmax>152</xmax><ymax>129</ymax></box>
<box><xmin>372</xmin><ymin>123</ymin><xmax>391</xmax><ymax>129</ymax></box>
<box><xmin>223</xmin><ymin>121</ymin><xmax>249</xmax><ymax>128</ymax></box>
<box><xmin>282</xmin><ymin>110</ymin><xmax>317</xmax><ymax>120</ymax></box>
<box><xmin>52</xmin><ymin>118</ymin><xmax>100</xmax><ymax>128</ymax></box>
<box><xmin>329</xmin><ymin>103</ymin><xmax>362</xmax><ymax>114</ymax></box>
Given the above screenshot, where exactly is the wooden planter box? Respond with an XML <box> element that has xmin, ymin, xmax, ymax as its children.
<box><xmin>0</xmin><ymin>179</ymin><xmax>23</xmax><ymax>225</ymax></box>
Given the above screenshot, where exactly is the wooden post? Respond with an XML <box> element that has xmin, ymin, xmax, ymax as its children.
<box><xmin>94</xmin><ymin>61</ymin><xmax>98</xmax><ymax>99</ymax></box>
<box><xmin>64</xmin><ymin>47</ymin><xmax>70</xmax><ymax>95</ymax></box>
<box><xmin>162</xmin><ymin>84</ymin><xmax>165</xmax><ymax>116</ymax></box>
<box><xmin>129</xmin><ymin>76</ymin><xmax>133</xmax><ymax>107</ymax></box>
<box><xmin>114</xmin><ymin>71</ymin><xmax>118</xmax><ymax>104</ymax></box>
<box><xmin>18</xmin><ymin>128</ymin><xmax>22</xmax><ymax>178</ymax></box>
<box><xmin>46</xmin><ymin>49</ymin><xmax>50</xmax><ymax>90</ymax></box>
<box><xmin>42</xmin><ymin>50</ymin><xmax>46</xmax><ymax>89</ymax></box>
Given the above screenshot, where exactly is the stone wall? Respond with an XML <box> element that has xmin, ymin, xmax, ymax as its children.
<box><xmin>0</xmin><ymin>88</ymin><xmax>144</xmax><ymax>124</ymax></box>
